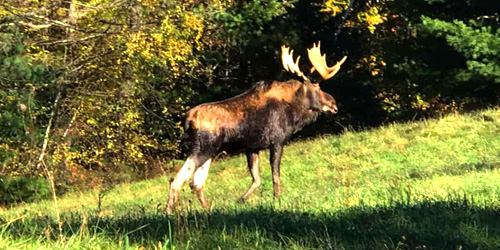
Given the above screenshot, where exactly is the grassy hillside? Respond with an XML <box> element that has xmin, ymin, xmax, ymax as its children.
<box><xmin>1</xmin><ymin>108</ymin><xmax>500</xmax><ymax>249</ymax></box>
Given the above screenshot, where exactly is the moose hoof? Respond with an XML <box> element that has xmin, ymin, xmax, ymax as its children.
<box><xmin>200</xmin><ymin>201</ymin><xmax>210</xmax><ymax>209</ymax></box>
<box><xmin>166</xmin><ymin>204</ymin><xmax>175</xmax><ymax>214</ymax></box>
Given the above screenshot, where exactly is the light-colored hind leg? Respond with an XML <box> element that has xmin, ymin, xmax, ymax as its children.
<box><xmin>190</xmin><ymin>158</ymin><xmax>212</xmax><ymax>208</ymax></box>
<box><xmin>238</xmin><ymin>152</ymin><xmax>261</xmax><ymax>202</ymax></box>
<box><xmin>166</xmin><ymin>157</ymin><xmax>198</xmax><ymax>214</ymax></box>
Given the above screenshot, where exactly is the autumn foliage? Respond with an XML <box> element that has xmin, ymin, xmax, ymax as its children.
<box><xmin>0</xmin><ymin>0</ymin><xmax>498</xmax><ymax>191</ymax></box>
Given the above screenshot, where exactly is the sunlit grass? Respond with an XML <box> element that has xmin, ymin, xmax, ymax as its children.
<box><xmin>1</xmin><ymin>108</ymin><xmax>500</xmax><ymax>249</ymax></box>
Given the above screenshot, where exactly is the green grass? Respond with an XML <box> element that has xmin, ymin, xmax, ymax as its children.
<box><xmin>1</xmin><ymin>108</ymin><xmax>500</xmax><ymax>249</ymax></box>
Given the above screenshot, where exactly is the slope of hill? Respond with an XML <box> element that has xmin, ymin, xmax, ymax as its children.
<box><xmin>1</xmin><ymin>108</ymin><xmax>500</xmax><ymax>249</ymax></box>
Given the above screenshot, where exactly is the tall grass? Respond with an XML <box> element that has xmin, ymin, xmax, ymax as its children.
<box><xmin>1</xmin><ymin>108</ymin><xmax>500</xmax><ymax>249</ymax></box>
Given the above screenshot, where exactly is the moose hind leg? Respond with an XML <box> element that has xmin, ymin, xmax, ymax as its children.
<box><xmin>166</xmin><ymin>156</ymin><xmax>205</xmax><ymax>214</ymax></box>
<box><xmin>238</xmin><ymin>152</ymin><xmax>261</xmax><ymax>202</ymax></box>
<box><xmin>190</xmin><ymin>158</ymin><xmax>212</xmax><ymax>208</ymax></box>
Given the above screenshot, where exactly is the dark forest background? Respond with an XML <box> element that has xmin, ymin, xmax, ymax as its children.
<box><xmin>0</xmin><ymin>0</ymin><xmax>498</xmax><ymax>195</ymax></box>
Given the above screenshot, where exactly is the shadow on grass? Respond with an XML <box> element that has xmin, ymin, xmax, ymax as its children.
<box><xmin>3</xmin><ymin>198</ymin><xmax>500</xmax><ymax>249</ymax></box>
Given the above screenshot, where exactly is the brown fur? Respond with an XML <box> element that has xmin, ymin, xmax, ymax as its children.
<box><xmin>187</xmin><ymin>80</ymin><xmax>304</xmax><ymax>133</ymax></box>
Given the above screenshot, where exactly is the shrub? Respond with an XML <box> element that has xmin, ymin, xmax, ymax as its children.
<box><xmin>0</xmin><ymin>176</ymin><xmax>50</xmax><ymax>206</ymax></box>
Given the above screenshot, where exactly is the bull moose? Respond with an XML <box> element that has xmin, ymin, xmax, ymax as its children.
<box><xmin>166</xmin><ymin>42</ymin><xmax>347</xmax><ymax>213</ymax></box>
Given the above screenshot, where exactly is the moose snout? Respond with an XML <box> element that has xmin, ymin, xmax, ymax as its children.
<box><xmin>322</xmin><ymin>105</ymin><xmax>338</xmax><ymax>114</ymax></box>
<box><xmin>332</xmin><ymin>106</ymin><xmax>338</xmax><ymax>114</ymax></box>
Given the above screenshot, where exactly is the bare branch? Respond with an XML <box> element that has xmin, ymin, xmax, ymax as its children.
<box><xmin>1</xmin><ymin>3</ymin><xmax>121</xmax><ymax>34</ymax></box>
<box><xmin>36</xmin><ymin>84</ymin><xmax>62</xmax><ymax>170</ymax></box>
<box><xmin>33</xmin><ymin>34</ymin><xmax>105</xmax><ymax>46</ymax></box>
<box><xmin>19</xmin><ymin>21</ymin><xmax>52</xmax><ymax>29</ymax></box>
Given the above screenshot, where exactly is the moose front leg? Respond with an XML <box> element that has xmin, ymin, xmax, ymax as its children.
<box><xmin>270</xmin><ymin>144</ymin><xmax>284</xmax><ymax>200</ymax></box>
<box><xmin>238</xmin><ymin>151</ymin><xmax>261</xmax><ymax>202</ymax></box>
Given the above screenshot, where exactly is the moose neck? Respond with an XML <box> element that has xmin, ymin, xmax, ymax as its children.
<box><xmin>290</xmin><ymin>82</ymin><xmax>320</xmax><ymax>134</ymax></box>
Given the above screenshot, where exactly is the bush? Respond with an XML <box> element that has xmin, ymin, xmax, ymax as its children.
<box><xmin>0</xmin><ymin>176</ymin><xmax>50</xmax><ymax>206</ymax></box>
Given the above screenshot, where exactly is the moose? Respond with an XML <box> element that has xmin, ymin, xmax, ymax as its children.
<box><xmin>166</xmin><ymin>42</ymin><xmax>347</xmax><ymax>213</ymax></box>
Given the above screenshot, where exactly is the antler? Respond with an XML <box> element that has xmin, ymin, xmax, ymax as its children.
<box><xmin>307</xmin><ymin>41</ymin><xmax>347</xmax><ymax>80</ymax></box>
<box><xmin>281</xmin><ymin>45</ymin><xmax>309</xmax><ymax>81</ymax></box>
